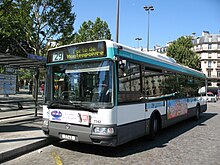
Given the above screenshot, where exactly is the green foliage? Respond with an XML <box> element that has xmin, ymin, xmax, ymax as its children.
<box><xmin>17</xmin><ymin>68</ymin><xmax>45</xmax><ymax>82</ymax></box>
<box><xmin>0</xmin><ymin>0</ymin><xmax>32</xmax><ymax>56</ymax></box>
<box><xmin>0</xmin><ymin>66</ymin><xmax>4</xmax><ymax>73</ymax></box>
<box><xmin>0</xmin><ymin>0</ymin><xmax>76</xmax><ymax>56</ymax></box>
<box><xmin>75</xmin><ymin>17</ymin><xmax>111</xmax><ymax>43</ymax></box>
<box><xmin>167</xmin><ymin>36</ymin><xmax>200</xmax><ymax>71</ymax></box>
<box><xmin>30</xmin><ymin>0</ymin><xmax>76</xmax><ymax>55</ymax></box>
<box><xmin>18</xmin><ymin>68</ymin><xmax>32</xmax><ymax>80</ymax></box>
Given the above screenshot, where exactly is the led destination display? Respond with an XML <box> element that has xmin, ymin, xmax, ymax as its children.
<box><xmin>49</xmin><ymin>41</ymin><xmax>106</xmax><ymax>62</ymax></box>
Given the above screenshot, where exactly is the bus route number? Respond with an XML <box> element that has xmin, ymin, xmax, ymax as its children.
<box><xmin>52</xmin><ymin>52</ymin><xmax>64</xmax><ymax>62</ymax></box>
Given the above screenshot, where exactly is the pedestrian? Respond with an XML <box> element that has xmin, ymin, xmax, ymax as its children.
<box><xmin>40</xmin><ymin>84</ymin><xmax>44</xmax><ymax>97</ymax></box>
<box><xmin>29</xmin><ymin>81</ymin><xmax>33</xmax><ymax>94</ymax></box>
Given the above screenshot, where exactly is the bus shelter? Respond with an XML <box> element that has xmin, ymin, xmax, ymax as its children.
<box><xmin>0</xmin><ymin>52</ymin><xmax>46</xmax><ymax>116</ymax></box>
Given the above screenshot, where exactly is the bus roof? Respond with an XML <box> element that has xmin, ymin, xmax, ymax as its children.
<box><xmin>104</xmin><ymin>40</ymin><xmax>206</xmax><ymax>79</ymax></box>
<box><xmin>48</xmin><ymin>40</ymin><xmax>206</xmax><ymax>79</ymax></box>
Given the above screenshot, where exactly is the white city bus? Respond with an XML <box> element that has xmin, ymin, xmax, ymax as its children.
<box><xmin>42</xmin><ymin>40</ymin><xmax>207</xmax><ymax>146</ymax></box>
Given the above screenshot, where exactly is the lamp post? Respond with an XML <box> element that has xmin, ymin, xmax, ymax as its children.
<box><xmin>135</xmin><ymin>37</ymin><xmax>142</xmax><ymax>49</ymax></box>
<box><xmin>144</xmin><ymin>5</ymin><xmax>154</xmax><ymax>51</ymax></box>
<box><xmin>116</xmin><ymin>0</ymin><xmax>120</xmax><ymax>43</ymax></box>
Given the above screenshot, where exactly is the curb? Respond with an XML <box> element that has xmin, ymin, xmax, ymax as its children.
<box><xmin>0</xmin><ymin>138</ymin><xmax>53</xmax><ymax>164</ymax></box>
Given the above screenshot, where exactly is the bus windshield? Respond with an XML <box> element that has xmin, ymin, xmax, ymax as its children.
<box><xmin>50</xmin><ymin>60</ymin><xmax>113</xmax><ymax>109</ymax></box>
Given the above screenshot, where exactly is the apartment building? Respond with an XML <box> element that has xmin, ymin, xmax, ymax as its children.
<box><xmin>193</xmin><ymin>31</ymin><xmax>220</xmax><ymax>87</ymax></box>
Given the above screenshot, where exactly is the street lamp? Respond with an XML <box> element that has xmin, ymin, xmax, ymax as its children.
<box><xmin>116</xmin><ymin>0</ymin><xmax>120</xmax><ymax>43</ymax></box>
<box><xmin>144</xmin><ymin>5</ymin><xmax>154</xmax><ymax>51</ymax></box>
<box><xmin>135</xmin><ymin>37</ymin><xmax>142</xmax><ymax>49</ymax></box>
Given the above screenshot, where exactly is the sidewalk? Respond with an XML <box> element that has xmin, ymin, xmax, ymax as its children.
<box><xmin>0</xmin><ymin>93</ymin><xmax>53</xmax><ymax>163</ymax></box>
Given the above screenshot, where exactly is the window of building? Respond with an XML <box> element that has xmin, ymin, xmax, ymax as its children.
<box><xmin>218</xmin><ymin>54</ymin><xmax>220</xmax><ymax>58</ymax></box>
<box><xmin>218</xmin><ymin>44</ymin><xmax>220</xmax><ymax>49</ymax></box>
<box><xmin>217</xmin><ymin>71</ymin><xmax>220</xmax><ymax>78</ymax></box>
<box><xmin>208</xmin><ymin>61</ymin><xmax>212</xmax><ymax>68</ymax></box>
<box><xmin>199</xmin><ymin>45</ymin><xmax>202</xmax><ymax>50</ymax></box>
<box><xmin>208</xmin><ymin>53</ymin><xmax>212</xmax><ymax>58</ymax></box>
<box><xmin>208</xmin><ymin>44</ymin><xmax>212</xmax><ymax>49</ymax></box>
<box><xmin>207</xmin><ymin>70</ymin><xmax>211</xmax><ymax>77</ymax></box>
<box><xmin>217</xmin><ymin>62</ymin><xmax>220</xmax><ymax>68</ymax></box>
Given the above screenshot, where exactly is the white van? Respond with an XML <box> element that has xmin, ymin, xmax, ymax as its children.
<box><xmin>206</xmin><ymin>93</ymin><xmax>217</xmax><ymax>102</ymax></box>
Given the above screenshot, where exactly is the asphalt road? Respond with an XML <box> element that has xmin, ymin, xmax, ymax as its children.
<box><xmin>3</xmin><ymin>102</ymin><xmax>220</xmax><ymax>165</ymax></box>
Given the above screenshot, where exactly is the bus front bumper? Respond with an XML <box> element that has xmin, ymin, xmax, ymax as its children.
<box><xmin>42</xmin><ymin>121</ymin><xmax>118</xmax><ymax>147</ymax></box>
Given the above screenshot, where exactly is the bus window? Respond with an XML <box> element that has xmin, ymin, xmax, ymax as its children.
<box><xmin>118</xmin><ymin>60</ymin><xmax>141</xmax><ymax>103</ymax></box>
<box><xmin>50</xmin><ymin>61</ymin><xmax>114</xmax><ymax>109</ymax></box>
<box><xmin>143</xmin><ymin>66</ymin><xmax>164</xmax><ymax>100</ymax></box>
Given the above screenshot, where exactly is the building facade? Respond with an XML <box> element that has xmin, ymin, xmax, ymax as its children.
<box><xmin>192</xmin><ymin>31</ymin><xmax>220</xmax><ymax>87</ymax></box>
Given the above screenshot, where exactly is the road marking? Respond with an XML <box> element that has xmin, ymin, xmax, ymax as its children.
<box><xmin>51</xmin><ymin>151</ymin><xmax>63</xmax><ymax>165</ymax></box>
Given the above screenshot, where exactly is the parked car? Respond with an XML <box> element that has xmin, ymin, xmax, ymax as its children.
<box><xmin>206</xmin><ymin>92</ymin><xmax>217</xmax><ymax>102</ymax></box>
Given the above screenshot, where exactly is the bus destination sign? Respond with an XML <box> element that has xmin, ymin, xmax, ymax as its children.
<box><xmin>50</xmin><ymin>41</ymin><xmax>106</xmax><ymax>62</ymax></box>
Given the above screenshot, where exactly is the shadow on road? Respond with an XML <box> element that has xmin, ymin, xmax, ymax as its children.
<box><xmin>0</xmin><ymin>117</ymin><xmax>42</xmax><ymax>133</ymax></box>
<box><xmin>53</xmin><ymin>112</ymin><xmax>217</xmax><ymax>157</ymax></box>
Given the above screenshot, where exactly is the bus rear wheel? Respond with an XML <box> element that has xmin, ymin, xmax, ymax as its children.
<box><xmin>194</xmin><ymin>105</ymin><xmax>200</xmax><ymax>120</ymax></box>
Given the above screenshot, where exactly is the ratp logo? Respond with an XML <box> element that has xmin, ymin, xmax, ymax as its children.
<box><xmin>51</xmin><ymin>110</ymin><xmax>62</xmax><ymax>120</ymax></box>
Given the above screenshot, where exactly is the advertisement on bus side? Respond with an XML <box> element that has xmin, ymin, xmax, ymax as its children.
<box><xmin>167</xmin><ymin>99</ymin><xmax>188</xmax><ymax>119</ymax></box>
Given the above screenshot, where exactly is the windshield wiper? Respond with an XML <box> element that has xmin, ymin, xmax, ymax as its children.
<box><xmin>78</xmin><ymin>104</ymin><xmax>98</xmax><ymax>112</ymax></box>
<box><xmin>47</xmin><ymin>100</ymin><xmax>98</xmax><ymax>112</ymax></box>
<box><xmin>67</xmin><ymin>101</ymin><xmax>98</xmax><ymax>112</ymax></box>
<box><xmin>48</xmin><ymin>100</ymin><xmax>67</xmax><ymax>107</ymax></box>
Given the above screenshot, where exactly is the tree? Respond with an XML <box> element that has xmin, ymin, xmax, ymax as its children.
<box><xmin>167</xmin><ymin>36</ymin><xmax>200</xmax><ymax>70</ymax></box>
<box><xmin>0</xmin><ymin>0</ymin><xmax>76</xmax><ymax>56</ymax></box>
<box><xmin>0</xmin><ymin>0</ymin><xmax>32</xmax><ymax>56</ymax></box>
<box><xmin>75</xmin><ymin>17</ymin><xmax>111</xmax><ymax>43</ymax></box>
<box><xmin>29</xmin><ymin>0</ymin><xmax>76</xmax><ymax>55</ymax></box>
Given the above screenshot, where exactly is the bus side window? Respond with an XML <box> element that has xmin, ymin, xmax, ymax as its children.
<box><xmin>143</xmin><ymin>66</ymin><xmax>164</xmax><ymax>100</ymax></box>
<box><xmin>118</xmin><ymin>60</ymin><xmax>141</xmax><ymax>103</ymax></box>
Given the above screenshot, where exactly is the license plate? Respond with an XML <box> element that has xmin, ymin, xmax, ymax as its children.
<box><xmin>60</xmin><ymin>134</ymin><xmax>76</xmax><ymax>141</ymax></box>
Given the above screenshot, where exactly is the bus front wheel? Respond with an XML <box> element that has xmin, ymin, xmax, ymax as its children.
<box><xmin>148</xmin><ymin>113</ymin><xmax>159</xmax><ymax>140</ymax></box>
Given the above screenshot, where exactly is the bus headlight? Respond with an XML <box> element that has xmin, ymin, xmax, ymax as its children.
<box><xmin>93</xmin><ymin>127</ymin><xmax>114</xmax><ymax>135</ymax></box>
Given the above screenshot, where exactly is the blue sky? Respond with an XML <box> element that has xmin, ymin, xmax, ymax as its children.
<box><xmin>73</xmin><ymin>0</ymin><xmax>220</xmax><ymax>49</ymax></box>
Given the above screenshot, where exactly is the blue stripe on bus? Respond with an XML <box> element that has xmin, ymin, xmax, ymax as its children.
<box><xmin>107</xmin><ymin>47</ymin><xmax>205</xmax><ymax>79</ymax></box>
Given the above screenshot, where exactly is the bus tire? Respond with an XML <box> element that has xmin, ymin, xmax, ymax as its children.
<box><xmin>148</xmin><ymin>113</ymin><xmax>159</xmax><ymax>140</ymax></box>
<box><xmin>194</xmin><ymin>105</ymin><xmax>200</xmax><ymax>120</ymax></box>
